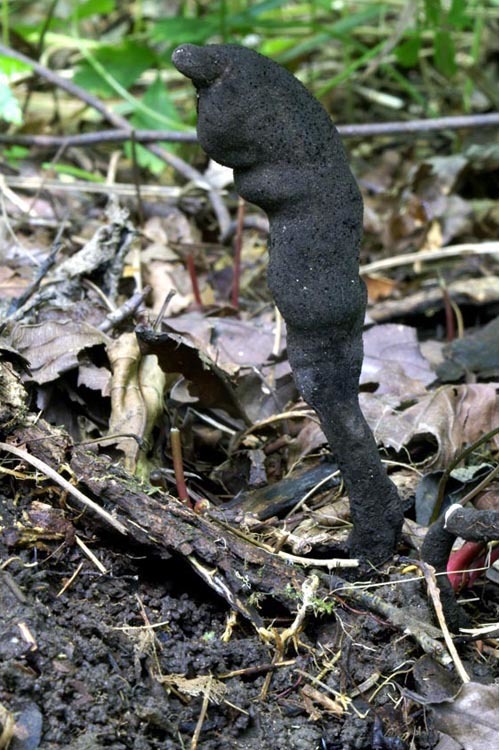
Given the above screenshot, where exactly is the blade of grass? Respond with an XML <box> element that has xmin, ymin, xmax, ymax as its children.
<box><xmin>80</xmin><ymin>47</ymin><xmax>188</xmax><ymax>131</ymax></box>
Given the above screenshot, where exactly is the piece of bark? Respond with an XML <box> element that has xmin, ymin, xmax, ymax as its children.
<box><xmin>70</xmin><ymin>445</ymin><xmax>308</xmax><ymax>626</ymax></box>
<box><xmin>69</xmin><ymin>448</ymin><xmax>448</xmax><ymax>663</ymax></box>
<box><xmin>171</xmin><ymin>43</ymin><xmax>403</xmax><ymax>563</ymax></box>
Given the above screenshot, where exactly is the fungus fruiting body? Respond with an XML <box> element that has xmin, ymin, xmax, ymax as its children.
<box><xmin>172</xmin><ymin>43</ymin><xmax>403</xmax><ymax>563</ymax></box>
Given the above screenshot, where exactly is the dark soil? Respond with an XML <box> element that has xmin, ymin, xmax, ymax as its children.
<box><xmin>2</xmin><ymin>467</ymin><xmax>496</xmax><ymax>750</ymax></box>
<box><xmin>1</xmin><ymin>138</ymin><xmax>498</xmax><ymax>750</ymax></box>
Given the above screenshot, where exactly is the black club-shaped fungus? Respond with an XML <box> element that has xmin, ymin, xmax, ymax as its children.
<box><xmin>172</xmin><ymin>43</ymin><xmax>403</xmax><ymax>564</ymax></box>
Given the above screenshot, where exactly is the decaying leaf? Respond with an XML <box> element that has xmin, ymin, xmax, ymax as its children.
<box><xmin>51</xmin><ymin>202</ymin><xmax>134</xmax><ymax>289</ymax></box>
<box><xmin>430</xmin><ymin>682</ymin><xmax>499</xmax><ymax>750</ymax></box>
<box><xmin>0</xmin><ymin>358</ymin><xmax>29</xmax><ymax>433</ymax></box>
<box><xmin>361</xmin><ymin>323</ymin><xmax>435</xmax><ymax>396</ymax></box>
<box><xmin>437</xmin><ymin>314</ymin><xmax>499</xmax><ymax>381</ymax></box>
<box><xmin>108</xmin><ymin>332</ymin><xmax>167</xmax><ymax>473</ymax></box>
<box><xmin>361</xmin><ymin>383</ymin><xmax>499</xmax><ymax>467</ymax></box>
<box><xmin>136</xmin><ymin>324</ymin><xmax>249</xmax><ymax>422</ymax></box>
<box><xmin>10</xmin><ymin>321</ymin><xmax>109</xmax><ymax>384</ymax></box>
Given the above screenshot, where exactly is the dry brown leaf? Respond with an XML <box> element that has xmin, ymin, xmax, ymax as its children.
<box><xmin>10</xmin><ymin>321</ymin><xmax>108</xmax><ymax>384</ymax></box>
<box><xmin>361</xmin><ymin>323</ymin><xmax>435</xmax><ymax>397</ymax></box>
<box><xmin>136</xmin><ymin>324</ymin><xmax>248</xmax><ymax>422</ymax></box>
<box><xmin>430</xmin><ymin>682</ymin><xmax>499</xmax><ymax>750</ymax></box>
<box><xmin>438</xmin><ymin>314</ymin><xmax>499</xmax><ymax>381</ymax></box>
<box><xmin>0</xmin><ymin>266</ymin><xmax>29</xmax><ymax>300</ymax></box>
<box><xmin>361</xmin><ymin>384</ymin><xmax>499</xmax><ymax>468</ymax></box>
<box><xmin>108</xmin><ymin>333</ymin><xmax>167</xmax><ymax>473</ymax></box>
<box><xmin>165</xmin><ymin>312</ymin><xmax>286</xmax><ymax>368</ymax></box>
<box><xmin>364</xmin><ymin>274</ymin><xmax>398</xmax><ymax>303</ymax></box>
<box><xmin>141</xmin><ymin>210</ymin><xmax>201</xmax><ymax>315</ymax></box>
<box><xmin>77</xmin><ymin>362</ymin><xmax>112</xmax><ymax>397</ymax></box>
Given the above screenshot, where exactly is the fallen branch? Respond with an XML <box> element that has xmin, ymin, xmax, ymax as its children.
<box><xmin>326</xmin><ymin>574</ymin><xmax>453</xmax><ymax>668</ymax></box>
<box><xmin>1</xmin><ymin>420</ymin><xmax>456</xmax><ymax>665</ymax></box>
<box><xmin>1</xmin><ymin>113</ymin><xmax>499</xmax><ymax>149</ymax></box>
<box><xmin>73</xmin><ymin>443</ymin><xmax>457</xmax><ymax>667</ymax></box>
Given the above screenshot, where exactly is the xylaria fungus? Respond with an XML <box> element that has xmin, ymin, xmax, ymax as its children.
<box><xmin>172</xmin><ymin>44</ymin><xmax>404</xmax><ymax>564</ymax></box>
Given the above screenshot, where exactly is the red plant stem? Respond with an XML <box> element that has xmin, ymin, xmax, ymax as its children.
<box><xmin>231</xmin><ymin>197</ymin><xmax>245</xmax><ymax>309</ymax></box>
<box><xmin>187</xmin><ymin>252</ymin><xmax>202</xmax><ymax>306</ymax></box>
<box><xmin>170</xmin><ymin>427</ymin><xmax>191</xmax><ymax>506</ymax></box>
<box><xmin>441</xmin><ymin>284</ymin><xmax>455</xmax><ymax>342</ymax></box>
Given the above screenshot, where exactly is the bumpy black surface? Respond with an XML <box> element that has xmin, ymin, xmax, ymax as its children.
<box><xmin>172</xmin><ymin>43</ymin><xmax>403</xmax><ymax>563</ymax></box>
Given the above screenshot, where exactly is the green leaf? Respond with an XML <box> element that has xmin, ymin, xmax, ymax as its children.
<box><xmin>424</xmin><ymin>0</ymin><xmax>442</xmax><ymax>26</ymax></box>
<box><xmin>0</xmin><ymin>55</ymin><xmax>31</xmax><ymax>76</ymax></box>
<box><xmin>74</xmin><ymin>41</ymin><xmax>155</xmax><ymax>96</ymax></box>
<box><xmin>4</xmin><ymin>145</ymin><xmax>29</xmax><ymax>161</ymax></box>
<box><xmin>125</xmin><ymin>141</ymin><xmax>166</xmax><ymax>175</ymax></box>
<box><xmin>43</xmin><ymin>163</ymin><xmax>104</xmax><ymax>182</ymax></box>
<box><xmin>128</xmin><ymin>76</ymin><xmax>181</xmax><ymax>174</ymax></box>
<box><xmin>75</xmin><ymin>0</ymin><xmax>116</xmax><ymax>19</ymax></box>
<box><xmin>434</xmin><ymin>29</ymin><xmax>457</xmax><ymax>77</ymax></box>
<box><xmin>448</xmin><ymin>0</ymin><xmax>468</xmax><ymax>28</ymax></box>
<box><xmin>238</xmin><ymin>0</ymin><xmax>292</xmax><ymax>17</ymax></box>
<box><xmin>259</xmin><ymin>38</ymin><xmax>298</xmax><ymax>58</ymax></box>
<box><xmin>131</xmin><ymin>76</ymin><xmax>179</xmax><ymax>131</ymax></box>
<box><xmin>0</xmin><ymin>82</ymin><xmax>22</xmax><ymax>125</ymax></box>
<box><xmin>152</xmin><ymin>17</ymin><xmax>219</xmax><ymax>45</ymax></box>
<box><xmin>273</xmin><ymin>6</ymin><xmax>388</xmax><ymax>64</ymax></box>
<box><xmin>395</xmin><ymin>35</ymin><xmax>422</xmax><ymax>68</ymax></box>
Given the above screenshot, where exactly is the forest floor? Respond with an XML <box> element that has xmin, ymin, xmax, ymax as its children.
<box><xmin>1</xmin><ymin>86</ymin><xmax>499</xmax><ymax>750</ymax></box>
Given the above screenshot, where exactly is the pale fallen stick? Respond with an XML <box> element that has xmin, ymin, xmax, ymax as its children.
<box><xmin>278</xmin><ymin>551</ymin><xmax>358</xmax><ymax>569</ymax></box>
<box><xmin>3</xmin><ymin>174</ymin><xmax>182</xmax><ymax>198</ymax></box>
<box><xmin>415</xmin><ymin>560</ymin><xmax>470</xmax><ymax>684</ymax></box>
<box><xmin>75</xmin><ymin>535</ymin><xmax>108</xmax><ymax>574</ymax></box>
<box><xmin>0</xmin><ymin>442</ymin><xmax>127</xmax><ymax>535</ymax></box>
<box><xmin>360</xmin><ymin>241</ymin><xmax>499</xmax><ymax>275</ymax></box>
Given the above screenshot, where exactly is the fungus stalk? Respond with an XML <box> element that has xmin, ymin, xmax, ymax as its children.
<box><xmin>172</xmin><ymin>44</ymin><xmax>403</xmax><ymax>563</ymax></box>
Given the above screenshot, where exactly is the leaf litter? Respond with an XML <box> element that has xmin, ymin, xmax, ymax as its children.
<box><xmin>1</xmin><ymin>118</ymin><xmax>499</xmax><ymax>750</ymax></box>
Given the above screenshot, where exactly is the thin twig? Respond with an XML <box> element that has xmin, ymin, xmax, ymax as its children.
<box><xmin>431</xmin><ymin>425</ymin><xmax>499</xmax><ymax>523</ymax></box>
<box><xmin>360</xmin><ymin>241</ymin><xmax>499</xmax><ymax>275</ymax></box>
<box><xmin>414</xmin><ymin>560</ymin><xmax>470</xmax><ymax>684</ymax></box>
<box><xmin>1</xmin><ymin>112</ymin><xmax>499</xmax><ymax>148</ymax></box>
<box><xmin>278</xmin><ymin>551</ymin><xmax>358</xmax><ymax>568</ymax></box>
<box><xmin>0</xmin><ymin>129</ymin><xmax>198</xmax><ymax>147</ymax></box>
<box><xmin>2</xmin><ymin>175</ymin><xmax>182</xmax><ymax>197</ymax></box>
<box><xmin>328</xmin><ymin>575</ymin><xmax>452</xmax><ymax>666</ymax></box>
<box><xmin>338</xmin><ymin>111</ymin><xmax>499</xmax><ymax>137</ymax></box>
<box><xmin>231</xmin><ymin>197</ymin><xmax>245</xmax><ymax>309</ymax></box>
<box><xmin>98</xmin><ymin>286</ymin><xmax>151</xmax><ymax>332</ymax></box>
<box><xmin>190</xmin><ymin>676</ymin><xmax>212</xmax><ymax>750</ymax></box>
<box><xmin>0</xmin><ymin>442</ymin><xmax>127</xmax><ymax>534</ymax></box>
